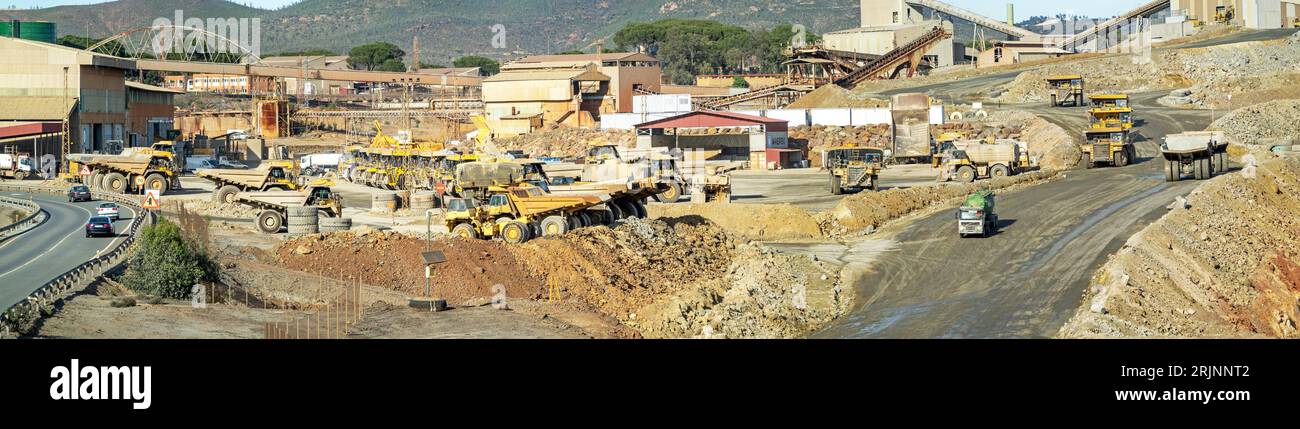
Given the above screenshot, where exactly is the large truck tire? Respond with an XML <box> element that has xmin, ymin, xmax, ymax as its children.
<box><xmin>655</xmin><ymin>182</ymin><xmax>682</xmax><ymax>204</ymax></box>
<box><xmin>502</xmin><ymin>221</ymin><xmax>530</xmax><ymax>244</ymax></box>
<box><xmin>144</xmin><ymin>174</ymin><xmax>169</xmax><ymax>196</ymax></box>
<box><xmin>451</xmin><ymin>223</ymin><xmax>478</xmax><ymax>239</ymax></box>
<box><xmin>829</xmin><ymin>174</ymin><xmax>843</xmax><ymax>195</ymax></box>
<box><xmin>1115</xmin><ymin>150</ymin><xmax>1130</xmax><ymax>167</ymax></box>
<box><xmin>541</xmin><ymin>215</ymin><xmax>569</xmax><ymax>236</ymax></box>
<box><xmin>104</xmin><ymin>172</ymin><xmax>128</xmax><ymax>193</ymax></box>
<box><xmin>1215</xmin><ymin>151</ymin><xmax>1228</xmax><ymax>173</ymax></box>
<box><xmin>215</xmin><ymin>185</ymin><xmax>241</xmax><ymax>204</ymax></box>
<box><xmin>1193</xmin><ymin>157</ymin><xmax>1208</xmax><ymax>180</ymax></box>
<box><xmin>615</xmin><ymin>200</ymin><xmax>638</xmax><ymax>219</ymax></box>
<box><xmin>256</xmin><ymin>210</ymin><xmax>284</xmax><ymax>234</ymax></box>
<box><xmin>990</xmin><ymin>164</ymin><xmax>1010</xmax><ymax>178</ymax></box>
<box><xmin>1165</xmin><ymin>159</ymin><xmax>1179</xmax><ymax>182</ymax></box>
<box><xmin>630</xmin><ymin>200</ymin><xmax>648</xmax><ymax>219</ymax></box>
<box><xmin>606</xmin><ymin>202</ymin><xmax>624</xmax><ymax>222</ymax></box>
<box><xmin>956</xmin><ymin>166</ymin><xmax>976</xmax><ymax>183</ymax></box>
<box><xmin>318</xmin><ymin>217</ymin><xmax>353</xmax><ymax>233</ymax></box>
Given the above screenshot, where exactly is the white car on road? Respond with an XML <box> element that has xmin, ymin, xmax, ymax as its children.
<box><xmin>96</xmin><ymin>202</ymin><xmax>120</xmax><ymax>221</ymax></box>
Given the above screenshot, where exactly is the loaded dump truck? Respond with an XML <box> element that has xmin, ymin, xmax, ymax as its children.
<box><xmin>444</xmin><ymin>161</ymin><xmax>627</xmax><ymax>244</ymax></box>
<box><xmin>957</xmin><ymin>190</ymin><xmax>998</xmax><ymax>238</ymax></box>
<box><xmin>68</xmin><ymin>143</ymin><xmax>181</xmax><ymax>195</ymax></box>
<box><xmin>232</xmin><ymin>180</ymin><xmax>343</xmax><ymax>234</ymax></box>
<box><xmin>581</xmin><ymin>143</ymin><xmax>688</xmax><ymax>203</ymax></box>
<box><xmin>940</xmin><ymin>139</ymin><xmax>1026</xmax><ymax>182</ymax></box>
<box><xmin>1161</xmin><ymin>131</ymin><xmax>1228</xmax><ymax>181</ymax></box>
<box><xmin>198</xmin><ymin>160</ymin><xmax>299</xmax><ymax>204</ymax></box>
<box><xmin>825</xmin><ymin>146</ymin><xmax>885</xmax><ymax>194</ymax></box>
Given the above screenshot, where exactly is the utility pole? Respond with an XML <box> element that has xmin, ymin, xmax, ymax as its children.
<box><xmin>61</xmin><ymin>66</ymin><xmax>70</xmax><ymax>177</ymax></box>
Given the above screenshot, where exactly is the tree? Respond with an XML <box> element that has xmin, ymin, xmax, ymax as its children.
<box><xmin>418</xmin><ymin>61</ymin><xmax>447</xmax><ymax>69</ymax></box>
<box><xmin>347</xmin><ymin>42</ymin><xmax>405</xmax><ymax>71</ymax></box>
<box><xmin>121</xmin><ymin>219</ymin><xmax>219</xmax><ymax>299</ymax></box>
<box><xmin>454</xmin><ymin>56</ymin><xmax>500</xmax><ymax>76</ymax></box>
<box><xmin>375</xmin><ymin>59</ymin><xmax>407</xmax><ymax>72</ymax></box>
<box><xmin>731</xmin><ymin>76</ymin><xmax>750</xmax><ymax>88</ymax></box>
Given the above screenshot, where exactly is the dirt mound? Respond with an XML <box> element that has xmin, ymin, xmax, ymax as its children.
<box><xmin>276</xmin><ymin>229</ymin><xmax>546</xmax><ymax>304</ymax></box>
<box><xmin>271</xmin><ymin>218</ymin><xmax>853</xmax><ymax>338</ymax></box>
<box><xmin>1020</xmin><ymin>114</ymin><xmax>1081</xmax><ymax>171</ymax></box>
<box><xmin>492</xmin><ymin>126</ymin><xmax>635</xmax><ymax>159</ymax></box>
<box><xmin>787</xmin><ymin>85</ymin><xmax>888</xmax><ymax>109</ymax></box>
<box><xmin>179</xmin><ymin>199</ymin><xmax>259</xmax><ymax>220</ymax></box>
<box><xmin>1209</xmin><ymin>99</ymin><xmax>1300</xmax><ymax>146</ymax></box>
<box><xmin>649</xmin><ymin>202</ymin><xmax>823</xmax><ymax>241</ymax></box>
<box><xmin>1059</xmin><ymin>156</ymin><xmax>1300</xmax><ymax>338</ymax></box>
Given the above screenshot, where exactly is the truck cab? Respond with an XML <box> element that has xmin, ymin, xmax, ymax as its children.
<box><xmin>0</xmin><ymin>154</ymin><xmax>35</xmax><ymax>180</ymax></box>
<box><xmin>1088</xmin><ymin>107</ymin><xmax>1134</xmax><ymax>130</ymax></box>
<box><xmin>957</xmin><ymin>190</ymin><xmax>998</xmax><ymax>238</ymax></box>
<box><xmin>1046</xmin><ymin>75</ymin><xmax>1085</xmax><ymax>107</ymax></box>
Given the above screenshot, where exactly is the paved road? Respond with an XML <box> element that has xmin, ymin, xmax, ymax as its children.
<box><xmin>1173</xmin><ymin>28</ymin><xmax>1298</xmax><ymax>49</ymax></box>
<box><xmin>808</xmin><ymin>91</ymin><xmax>1211</xmax><ymax>338</ymax></box>
<box><xmin>0</xmin><ymin>192</ymin><xmax>137</xmax><ymax>310</ymax></box>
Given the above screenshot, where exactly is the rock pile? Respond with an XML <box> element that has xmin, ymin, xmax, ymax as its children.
<box><xmin>1209</xmin><ymin>99</ymin><xmax>1300</xmax><ymax>146</ymax></box>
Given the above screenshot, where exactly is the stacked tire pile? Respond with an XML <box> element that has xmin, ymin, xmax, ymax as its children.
<box><xmin>287</xmin><ymin>206</ymin><xmax>319</xmax><ymax>236</ymax></box>
<box><xmin>318</xmin><ymin>216</ymin><xmax>352</xmax><ymax>233</ymax></box>
<box><xmin>409</xmin><ymin>192</ymin><xmax>438</xmax><ymax>211</ymax></box>
<box><xmin>372</xmin><ymin>192</ymin><xmax>397</xmax><ymax>213</ymax></box>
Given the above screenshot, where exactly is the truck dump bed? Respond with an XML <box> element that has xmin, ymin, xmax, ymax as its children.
<box><xmin>963</xmin><ymin>190</ymin><xmax>995</xmax><ymax>211</ymax></box>
<box><xmin>196</xmin><ymin>165</ymin><xmax>278</xmax><ymax>186</ymax></box>
<box><xmin>1163</xmin><ymin>131</ymin><xmax>1226</xmax><ymax>153</ymax></box>
<box><xmin>234</xmin><ymin>190</ymin><xmax>309</xmax><ymax>208</ymax></box>
<box><xmin>954</xmin><ymin>141</ymin><xmax>1020</xmax><ymax>165</ymax></box>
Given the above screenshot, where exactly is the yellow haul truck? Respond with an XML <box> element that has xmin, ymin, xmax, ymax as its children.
<box><xmin>582</xmin><ymin>143</ymin><xmax>687</xmax><ymax>203</ymax></box>
<box><xmin>68</xmin><ymin>143</ymin><xmax>181</xmax><ymax>195</ymax></box>
<box><xmin>1081</xmin><ymin>128</ymin><xmax>1135</xmax><ymax>168</ymax></box>
<box><xmin>233</xmin><ymin>180</ymin><xmax>343</xmax><ymax>234</ymax></box>
<box><xmin>1088</xmin><ymin>93</ymin><xmax>1130</xmax><ymax>109</ymax></box>
<box><xmin>1046</xmin><ymin>75</ymin><xmax>1085</xmax><ymax>107</ymax></box>
<box><xmin>824</xmin><ymin>146</ymin><xmax>885</xmax><ymax>194</ymax></box>
<box><xmin>444</xmin><ymin>162</ymin><xmax>615</xmax><ymax>244</ymax></box>
<box><xmin>198</xmin><ymin>160</ymin><xmax>300</xmax><ymax>204</ymax></box>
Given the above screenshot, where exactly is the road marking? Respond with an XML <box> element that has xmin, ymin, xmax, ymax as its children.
<box><xmin>96</xmin><ymin>205</ymin><xmax>137</xmax><ymax>257</ymax></box>
<box><xmin>0</xmin><ymin>197</ymin><xmax>95</xmax><ymax>280</ymax></box>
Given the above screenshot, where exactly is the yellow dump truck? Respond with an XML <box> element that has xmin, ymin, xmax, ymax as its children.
<box><xmin>940</xmin><ymin>140</ymin><xmax>1026</xmax><ymax>182</ymax></box>
<box><xmin>824</xmin><ymin>146</ymin><xmax>885</xmax><ymax>194</ymax></box>
<box><xmin>582</xmin><ymin>143</ymin><xmax>687</xmax><ymax>203</ymax></box>
<box><xmin>232</xmin><ymin>180</ymin><xmax>343</xmax><ymax>234</ymax></box>
<box><xmin>1088</xmin><ymin>93</ymin><xmax>1130</xmax><ymax>109</ymax></box>
<box><xmin>1046</xmin><ymin>75</ymin><xmax>1085</xmax><ymax>107</ymax></box>
<box><xmin>198</xmin><ymin>160</ymin><xmax>299</xmax><ymax>204</ymax></box>
<box><xmin>68</xmin><ymin>143</ymin><xmax>181</xmax><ymax>195</ymax></box>
<box><xmin>1161</xmin><ymin>131</ymin><xmax>1228</xmax><ymax>181</ymax></box>
<box><xmin>1081</xmin><ymin>128</ymin><xmax>1135</xmax><ymax>168</ymax></box>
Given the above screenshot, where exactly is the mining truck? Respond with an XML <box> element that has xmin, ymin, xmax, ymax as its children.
<box><xmin>444</xmin><ymin>162</ymin><xmax>612</xmax><ymax>244</ymax></box>
<box><xmin>232</xmin><ymin>179</ymin><xmax>343</xmax><ymax>234</ymax></box>
<box><xmin>940</xmin><ymin>139</ymin><xmax>1025</xmax><ymax>182</ymax></box>
<box><xmin>68</xmin><ymin>143</ymin><xmax>181</xmax><ymax>195</ymax></box>
<box><xmin>1081</xmin><ymin>128</ymin><xmax>1135</xmax><ymax>169</ymax></box>
<box><xmin>1161</xmin><ymin>131</ymin><xmax>1228</xmax><ymax>182</ymax></box>
<box><xmin>1046</xmin><ymin>75</ymin><xmax>1085</xmax><ymax>107</ymax></box>
<box><xmin>197</xmin><ymin>160</ymin><xmax>300</xmax><ymax>204</ymax></box>
<box><xmin>957</xmin><ymin>190</ymin><xmax>998</xmax><ymax>238</ymax></box>
<box><xmin>824</xmin><ymin>146</ymin><xmax>885</xmax><ymax>194</ymax></box>
<box><xmin>580</xmin><ymin>143</ymin><xmax>688</xmax><ymax>203</ymax></box>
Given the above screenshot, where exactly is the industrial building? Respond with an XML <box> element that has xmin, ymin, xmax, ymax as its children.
<box><xmin>482</xmin><ymin>52</ymin><xmax>662</xmax><ymax>136</ymax></box>
<box><xmin>633</xmin><ymin>110</ymin><xmax>799</xmax><ymax>168</ymax></box>
<box><xmin>975</xmin><ymin>40</ymin><xmax>1071</xmax><ymax>69</ymax></box>
<box><xmin>1171</xmin><ymin>0</ymin><xmax>1300</xmax><ymax>28</ymax></box>
<box><xmin>482</xmin><ymin>65</ymin><xmax>612</xmax><ymax>136</ymax></box>
<box><xmin>824</xmin><ymin>0</ymin><xmax>1035</xmax><ymax>69</ymax></box>
<box><xmin>0</xmin><ymin>36</ymin><xmax>179</xmax><ymax>162</ymax></box>
<box><xmin>164</xmin><ymin>73</ymin><xmax>277</xmax><ymax>94</ymax></box>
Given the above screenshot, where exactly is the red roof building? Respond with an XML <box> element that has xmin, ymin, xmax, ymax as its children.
<box><xmin>634</xmin><ymin>111</ymin><xmax>801</xmax><ymax>169</ymax></box>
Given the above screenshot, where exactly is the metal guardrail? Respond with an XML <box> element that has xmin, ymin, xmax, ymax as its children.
<box><xmin>0</xmin><ymin>183</ymin><xmax>156</xmax><ymax>338</ymax></box>
<box><xmin>0</xmin><ymin>194</ymin><xmax>46</xmax><ymax>241</ymax></box>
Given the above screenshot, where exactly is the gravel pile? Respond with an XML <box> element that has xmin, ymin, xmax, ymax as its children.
<box><xmin>1209</xmin><ymin>99</ymin><xmax>1300</xmax><ymax>146</ymax></box>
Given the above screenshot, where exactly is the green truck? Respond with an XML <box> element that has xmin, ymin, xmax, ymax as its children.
<box><xmin>957</xmin><ymin>190</ymin><xmax>998</xmax><ymax>238</ymax></box>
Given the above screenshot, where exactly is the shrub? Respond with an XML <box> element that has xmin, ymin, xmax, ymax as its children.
<box><xmin>121</xmin><ymin>219</ymin><xmax>219</xmax><ymax>299</ymax></box>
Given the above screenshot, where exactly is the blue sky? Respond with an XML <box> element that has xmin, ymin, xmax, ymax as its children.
<box><xmin>3</xmin><ymin>0</ymin><xmax>1137</xmax><ymax>20</ymax></box>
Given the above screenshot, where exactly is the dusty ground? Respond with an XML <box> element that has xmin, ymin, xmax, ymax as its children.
<box><xmin>1</xmin><ymin>206</ymin><xmax>25</xmax><ymax>228</ymax></box>
<box><xmin>1059</xmin><ymin>154</ymin><xmax>1300</xmax><ymax>338</ymax></box>
<box><xmin>1209</xmin><ymin>99</ymin><xmax>1300</xmax><ymax>147</ymax></box>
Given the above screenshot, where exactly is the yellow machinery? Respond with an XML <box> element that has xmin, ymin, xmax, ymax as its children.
<box><xmin>69</xmin><ymin>141</ymin><xmax>181</xmax><ymax>195</ymax></box>
<box><xmin>824</xmin><ymin>146</ymin><xmax>885</xmax><ymax>195</ymax></box>
<box><xmin>931</xmin><ymin>131</ymin><xmax>965</xmax><ymax>168</ymax></box>
<box><xmin>1214</xmin><ymin>6</ymin><xmax>1234</xmax><ymax>24</ymax></box>
<box><xmin>1046</xmin><ymin>75</ymin><xmax>1085</xmax><ymax>107</ymax></box>
<box><xmin>1081</xmin><ymin>128</ymin><xmax>1135</xmax><ymax>169</ymax></box>
<box><xmin>341</xmin><ymin>121</ymin><xmax>450</xmax><ymax>191</ymax></box>
<box><xmin>938</xmin><ymin>139</ymin><xmax>1027</xmax><ymax>182</ymax></box>
<box><xmin>443</xmin><ymin>161</ymin><xmax>616</xmax><ymax>244</ymax></box>
<box><xmin>1088</xmin><ymin>107</ymin><xmax>1134</xmax><ymax>130</ymax></box>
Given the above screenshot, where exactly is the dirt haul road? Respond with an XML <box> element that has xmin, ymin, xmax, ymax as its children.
<box><xmin>809</xmin><ymin>92</ymin><xmax>1213</xmax><ymax>338</ymax></box>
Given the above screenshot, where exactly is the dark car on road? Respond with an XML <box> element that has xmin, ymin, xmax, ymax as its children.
<box><xmin>68</xmin><ymin>185</ymin><xmax>92</xmax><ymax>202</ymax></box>
<box><xmin>85</xmin><ymin>216</ymin><xmax>114</xmax><ymax>238</ymax></box>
